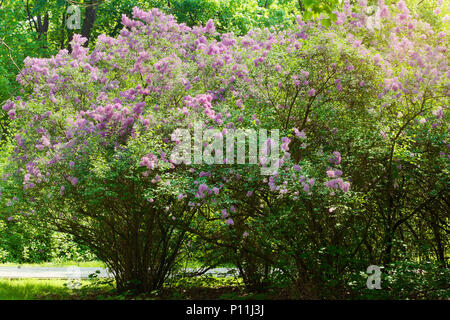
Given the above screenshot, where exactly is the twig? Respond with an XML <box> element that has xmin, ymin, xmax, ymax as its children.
<box><xmin>0</xmin><ymin>37</ymin><xmax>32</xmax><ymax>86</ymax></box>
<box><xmin>26</xmin><ymin>0</ymin><xmax>38</xmax><ymax>33</ymax></box>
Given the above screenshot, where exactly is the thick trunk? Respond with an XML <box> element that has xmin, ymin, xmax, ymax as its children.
<box><xmin>298</xmin><ymin>0</ymin><xmax>305</xmax><ymax>12</ymax></box>
<box><xmin>67</xmin><ymin>31</ymin><xmax>74</xmax><ymax>52</ymax></box>
<box><xmin>115</xmin><ymin>265</ymin><xmax>160</xmax><ymax>293</ymax></box>
<box><xmin>60</xmin><ymin>9</ymin><xmax>66</xmax><ymax>49</ymax></box>
<box><xmin>81</xmin><ymin>0</ymin><xmax>98</xmax><ymax>47</ymax></box>
<box><xmin>237</xmin><ymin>260</ymin><xmax>271</xmax><ymax>293</ymax></box>
<box><xmin>40</xmin><ymin>13</ymin><xmax>49</xmax><ymax>49</ymax></box>
<box><xmin>104</xmin><ymin>215</ymin><xmax>188</xmax><ymax>294</ymax></box>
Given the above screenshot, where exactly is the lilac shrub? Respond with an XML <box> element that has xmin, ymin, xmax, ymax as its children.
<box><xmin>174</xmin><ymin>1</ymin><xmax>448</xmax><ymax>296</ymax></box>
<box><xmin>1</xmin><ymin>9</ymin><xmax>231</xmax><ymax>292</ymax></box>
<box><xmin>0</xmin><ymin>2</ymin><xmax>448</xmax><ymax>296</ymax></box>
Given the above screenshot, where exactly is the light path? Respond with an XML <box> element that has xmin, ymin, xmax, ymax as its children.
<box><xmin>0</xmin><ymin>266</ymin><xmax>237</xmax><ymax>279</ymax></box>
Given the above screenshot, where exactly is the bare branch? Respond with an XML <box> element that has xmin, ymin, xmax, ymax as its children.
<box><xmin>0</xmin><ymin>37</ymin><xmax>32</xmax><ymax>86</ymax></box>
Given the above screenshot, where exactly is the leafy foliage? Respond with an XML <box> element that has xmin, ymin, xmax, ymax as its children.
<box><xmin>0</xmin><ymin>0</ymin><xmax>448</xmax><ymax>299</ymax></box>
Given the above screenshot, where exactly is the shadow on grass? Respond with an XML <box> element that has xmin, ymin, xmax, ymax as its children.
<box><xmin>0</xmin><ymin>276</ymin><xmax>291</xmax><ymax>300</ymax></box>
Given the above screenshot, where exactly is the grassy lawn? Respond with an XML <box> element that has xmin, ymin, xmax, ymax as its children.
<box><xmin>0</xmin><ymin>276</ymin><xmax>276</xmax><ymax>300</ymax></box>
<box><xmin>0</xmin><ymin>279</ymin><xmax>80</xmax><ymax>300</ymax></box>
<box><xmin>0</xmin><ymin>261</ymin><xmax>245</xmax><ymax>300</ymax></box>
<box><xmin>0</xmin><ymin>279</ymin><xmax>118</xmax><ymax>300</ymax></box>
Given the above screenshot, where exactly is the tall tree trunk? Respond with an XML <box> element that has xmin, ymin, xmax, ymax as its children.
<box><xmin>67</xmin><ymin>31</ymin><xmax>74</xmax><ymax>53</ymax></box>
<box><xmin>81</xmin><ymin>0</ymin><xmax>98</xmax><ymax>47</ymax></box>
<box><xmin>60</xmin><ymin>9</ymin><xmax>66</xmax><ymax>49</ymax></box>
<box><xmin>298</xmin><ymin>0</ymin><xmax>305</xmax><ymax>12</ymax></box>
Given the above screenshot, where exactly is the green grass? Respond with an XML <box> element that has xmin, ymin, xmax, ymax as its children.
<box><xmin>0</xmin><ymin>279</ymin><xmax>79</xmax><ymax>300</ymax></box>
<box><xmin>0</xmin><ymin>276</ymin><xmax>244</xmax><ymax>300</ymax></box>
<box><xmin>0</xmin><ymin>260</ymin><xmax>239</xmax><ymax>300</ymax></box>
<box><xmin>0</xmin><ymin>260</ymin><xmax>106</xmax><ymax>268</ymax></box>
<box><xmin>0</xmin><ymin>279</ymin><xmax>116</xmax><ymax>300</ymax></box>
